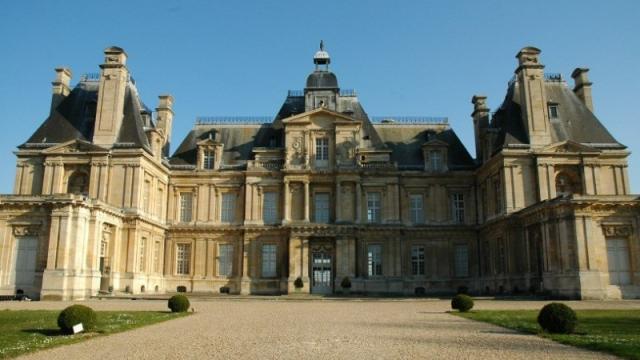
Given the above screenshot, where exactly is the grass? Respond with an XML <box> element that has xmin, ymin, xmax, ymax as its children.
<box><xmin>454</xmin><ymin>309</ymin><xmax>640</xmax><ymax>360</ymax></box>
<box><xmin>0</xmin><ymin>309</ymin><xmax>189</xmax><ymax>359</ymax></box>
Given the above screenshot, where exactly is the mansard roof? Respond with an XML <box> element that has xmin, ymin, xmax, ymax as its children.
<box><xmin>20</xmin><ymin>81</ymin><xmax>153</xmax><ymax>154</ymax></box>
<box><xmin>491</xmin><ymin>80</ymin><xmax>623</xmax><ymax>153</ymax></box>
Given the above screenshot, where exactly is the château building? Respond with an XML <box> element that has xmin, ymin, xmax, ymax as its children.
<box><xmin>0</xmin><ymin>44</ymin><xmax>638</xmax><ymax>300</ymax></box>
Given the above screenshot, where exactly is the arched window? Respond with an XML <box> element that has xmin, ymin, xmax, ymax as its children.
<box><xmin>67</xmin><ymin>171</ymin><xmax>89</xmax><ymax>195</ymax></box>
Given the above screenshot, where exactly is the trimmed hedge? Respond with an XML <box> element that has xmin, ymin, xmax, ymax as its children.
<box><xmin>537</xmin><ymin>302</ymin><xmax>577</xmax><ymax>334</ymax></box>
<box><xmin>168</xmin><ymin>294</ymin><xmax>190</xmax><ymax>313</ymax></box>
<box><xmin>57</xmin><ymin>304</ymin><xmax>97</xmax><ymax>334</ymax></box>
<box><xmin>451</xmin><ymin>294</ymin><xmax>474</xmax><ymax>312</ymax></box>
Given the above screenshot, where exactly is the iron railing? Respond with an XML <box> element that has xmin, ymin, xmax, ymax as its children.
<box><xmin>195</xmin><ymin>116</ymin><xmax>272</xmax><ymax>125</ymax></box>
<box><xmin>370</xmin><ymin>116</ymin><xmax>448</xmax><ymax>124</ymax></box>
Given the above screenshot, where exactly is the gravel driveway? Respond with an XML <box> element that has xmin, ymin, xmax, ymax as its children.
<box><xmin>6</xmin><ymin>298</ymin><xmax>638</xmax><ymax>360</ymax></box>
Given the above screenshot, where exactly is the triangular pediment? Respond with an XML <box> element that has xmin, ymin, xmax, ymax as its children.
<box><xmin>42</xmin><ymin>139</ymin><xmax>109</xmax><ymax>154</ymax></box>
<box><xmin>196</xmin><ymin>138</ymin><xmax>221</xmax><ymax>146</ymax></box>
<box><xmin>542</xmin><ymin>140</ymin><xmax>600</xmax><ymax>154</ymax></box>
<box><xmin>281</xmin><ymin>107</ymin><xmax>361</xmax><ymax>124</ymax></box>
<box><xmin>422</xmin><ymin>139</ymin><xmax>449</xmax><ymax>148</ymax></box>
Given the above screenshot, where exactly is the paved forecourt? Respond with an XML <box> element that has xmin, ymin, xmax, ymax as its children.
<box><xmin>5</xmin><ymin>298</ymin><xmax>638</xmax><ymax>360</ymax></box>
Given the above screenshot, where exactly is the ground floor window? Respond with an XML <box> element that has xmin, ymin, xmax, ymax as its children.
<box><xmin>411</xmin><ymin>245</ymin><xmax>425</xmax><ymax>275</ymax></box>
<box><xmin>455</xmin><ymin>244</ymin><xmax>469</xmax><ymax>277</ymax></box>
<box><xmin>176</xmin><ymin>243</ymin><xmax>191</xmax><ymax>275</ymax></box>
<box><xmin>367</xmin><ymin>244</ymin><xmax>382</xmax><ymax>276</ymax></box>
<box><xmin>607</xmin><ymin>238</ymin><xmax>631</xmax><ymax>285</ymax></box>
<box><xmin>262</xmin><ymin>244</ymin><xmax>277</xmax><ymax>277</ymax></box>
<box><xmin>219</xmin><ymin>244</ymin><xmax>234</xmax><ymax>276</ymax></box>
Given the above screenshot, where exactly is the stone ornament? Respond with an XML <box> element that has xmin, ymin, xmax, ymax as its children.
<box><xmin>602</xmin><ymin>225</ymin><xmax>632</xmax><ymax>237</ymax></box>
<box><xmin>13</xmin><ymin>225</ymin><xmax>40</xmax><ymax>237</ymax></box>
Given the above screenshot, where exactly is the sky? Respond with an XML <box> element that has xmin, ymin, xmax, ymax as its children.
<box><xmin>1</xmin><ymin>0</ymin><xmax>639</xmax><ymax>193</ymax></box>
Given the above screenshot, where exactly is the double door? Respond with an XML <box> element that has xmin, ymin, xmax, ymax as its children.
<box><xmin>311</xmin><ymin>249</ymin><xmax>332</xmax><ymax>294</ymax></box>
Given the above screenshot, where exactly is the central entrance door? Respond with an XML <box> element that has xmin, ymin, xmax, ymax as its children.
<box><xmin>311</xmin><ymin>249</ymin><xmax>332</xmax><ymax>294</ymax></box>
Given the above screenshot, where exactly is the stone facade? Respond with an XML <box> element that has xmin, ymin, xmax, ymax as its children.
<box><xmin>0</xmin><ymin>45</ymin><xmax>638</xmax><ymax>300</ymax></box>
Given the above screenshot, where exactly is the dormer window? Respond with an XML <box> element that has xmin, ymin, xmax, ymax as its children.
<box><xmin>430</xmin><ymin>150</ymin><xmax>442</xmax><ymax>172</ymax></box>
<box><xmin>548</xmin><ymin>104</ymin><xmax>559</xmax><ymax>119</ymax></box>
<box><xmin>203</xmin><ymin>150</ymin><xmax>215</xmax><ymax>170</ymax></box>
<box><xmin>422</xmin><ymin>138</ymin><xmax>448</xmax><ymax>173</ymax></box>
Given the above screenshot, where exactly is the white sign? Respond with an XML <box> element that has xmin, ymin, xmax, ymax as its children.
<box><xmin>72</xmin><ymin>323</ymin><xmax>84</xmax><ymax>334</ymax></box>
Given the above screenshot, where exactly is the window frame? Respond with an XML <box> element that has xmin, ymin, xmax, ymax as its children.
<box><xmin>454</xmin><ymin>244</ymin><xmax>469</xmax><ymax>278</ymax></box>
<box><xmin>176</xmin><ymin>243</ymin><xmax>192</xmax><ymax>275</ymax></box>
<box><xmin>261</xmin><ymin>244</ymin><xmax>277</xmax><ymax>278</ymax></box>
<box><xmin>366</xmin><ymin>192</ymin><xmax>382</xmax><ymax>223</ymax></box>
<box><xmin>409</xmin><ymin>194</ymin><xmax>424</xmax><ymax>224</ymax></box>
<box><xmin>262</xmin><ymin>191</ymin><xmax>278</xmax><ymax>224</ymax></box>
<box><xmin>218</xmin><ymin>244</ymin><xmax>234</xmax><ymax>277</ymax></box>
<box><xmin>203</xmin><ymin>149</ymin><xmax>215</xmax><ymax>170</ymax></box>
<box><xmin>221</xmin><ymin>192</ymin><xmax>236</xmax><ymax>223</ymax></box>
<box><xmin>451</xmin><ymin>192</ymin><xmax>465</xmax><ymax>224</ymax></box>
<box><xmin>367</xmin><ymin>244</ymin><xmax>383</xmax><ymax>277</ymax></box>
<box><xmin>411</xmin><ymin>245</ymin><xmax>425</xmax><ymax>276</ymax></box>
<box><xmin>179</xmin><ymin>192</ymin><xmax>193</xmax><ymax>223</ymax></box>
<box><xmin>548</xmin><ymin>103</ymin><xmax>559</xmax><ymax>119</ymax></box>
<box><xmin>314</xmin><ymin>192</ymin><xmax>330</xmax><ymax>223</ymax></box>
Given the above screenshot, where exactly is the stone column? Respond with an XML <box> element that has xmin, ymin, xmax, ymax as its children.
<box><xmin>355</xmin><ymin>182</ymin><xmax>362</xmax><ymax>223</ymax></box>
<box><xmin>284</xmin><ymin>181</ymin><xmax>290</xmax><ymax>222</ymax></box>
<box><xmin>336</xmin><ymin>181</ymin><xmax>342</xmax><ymax>222</ymax></box>
<box><xmin>304</xmin><ymin>181</ymin><xmax>310</xmax><ymax>222</ymax></box>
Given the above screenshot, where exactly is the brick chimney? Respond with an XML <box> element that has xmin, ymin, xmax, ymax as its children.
<box><xmin>471</xmin><ymin>95</ymin><xmax>490</xmax><ymax>163</ymax></box>
<box><xmin>50</xmin><ymin>67</ymin><xmax>72</xmax><ymax>115</ymax></box>
<box><xmin>571</xmin><ymin>68</ymin><xmax>594</xmax><ymax>112</ymax></box>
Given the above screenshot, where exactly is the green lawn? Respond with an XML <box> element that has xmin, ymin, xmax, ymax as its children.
<box><xmin>454</xmin><ymin>309</ymin><xmax>640</xmax><ymax>360</ymax></box>
<box><xmin>0</xmin><ymin>309</ymin><xmax>189</xmax><ymax>359</ymax></box>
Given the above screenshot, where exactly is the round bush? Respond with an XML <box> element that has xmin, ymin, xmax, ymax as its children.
<box><xmin>294</xmin><ymin>277</ymin><xmax>304</xmax><ymax>289</ymax></box>
<box><xmin>57</xmin><ymin>304</ymin><xmax>97</xmax><ymax>334</ymax></box>
<box><xmin>537</xmin><ymin>303</ymin><xmax>577</xmax><ymax>334</ymax></box>
<box><xmin>340</xmin><ymin>276</ymin><xmax>352</xmax><ymax>289</ymax></box>
<box><xmin>451</xmin><ymin>294</ymin><xmax>474</xmax><ymax>312</ymax></box>
<box><xmin>168</xmin><ymin>294</ymin><xmax>190</xmax><ymax>313</ymax></box>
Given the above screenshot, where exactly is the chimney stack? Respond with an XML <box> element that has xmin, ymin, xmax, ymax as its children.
<box><xmin>515</xmin><ymin>46</ymin><xmax>551</xmax><ymax>147</ymax></box>
<box><xmin>471</xmin><ymin>95</ymin><xmax>490</xmax><ymax>162</ymax></box>
<box><xmin>571</xmin><ymin>68</ymin><xmax>593</xmax><ymax>112</ymax></box>
<box><xmin>156</xmin><ymin>94</ymin><xmax>175</xmax><ymax>156</ymax></box>
<box><xmin>92</xmin><ymin>46</ymin><xmax>129</xmax><ymax>147</ymax></box>
<box><xmin>51</xmin><ymin>67</ymin><xmax>72</xmax><ymax>115</ymax></box>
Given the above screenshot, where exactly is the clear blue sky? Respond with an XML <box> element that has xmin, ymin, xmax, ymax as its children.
<box><xmin>1</xmin><ymin>0</ymin><xmax>639</xmax><ymax>193</ymax></box>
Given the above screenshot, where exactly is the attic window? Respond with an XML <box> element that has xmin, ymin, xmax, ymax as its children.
<box><xmin>548</xmin><ymin>104</ymin><xmax>559</xmax><ymax>119</ymax></box>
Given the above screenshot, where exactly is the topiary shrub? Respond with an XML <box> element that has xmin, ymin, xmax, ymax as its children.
<box><xmin>57</xmin><ymin>304</ymin><xmax>97</xmax><ymax>334</ymax></box>
<box><xmin>537</xmin><ymin>303</ymin><xmax>577</xmax><ymax>334</ymax></box>
<box><xmin>168</xmin><ymin>294</ymin><xmax>190</xmax><ymax>313</ymax></box>
<box><xmin>340</xmin><ymin>277</ymin><xmax>352</xmax><ymax>289</ymax></box>
<box><xmin>294</xmin><ymin>277</ymin><xmax>304</xmax><ymax>289</ymax></box>
<box><xmin>451</xmin><ymin>294</ymin><xmax>474</xmax><ymax>312</ymax></box>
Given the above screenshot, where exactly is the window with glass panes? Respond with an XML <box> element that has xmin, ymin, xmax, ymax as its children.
<box><xmin>314</xmin><ymin>192</ymin><xmax>330</xmax><ymax>223</ymax></box>
<box><xmin>262</xmin><ymin>192</ymin><xmax>278</xmax><ymax>224</ymax></box>
<box><xmin>179</xmin><ymin>192</ymin><xmax>193</xmax><ymax>222</ymax></box>
<box><xmin>367</xmin><ymin>244</ymin><xmax>382</xmax><ymax>276</ymax></box>
<box><xmin>430</xmin><ymin>150</ymin><xmax>442</xmax><ymax>171</ymax></box>
<box><xmin>410</xmin><ymin>194</ymin><xmax>424</xmax><ymax>224</ymax></box>
<box><xmin>367</xmin><ymin>192</ymin><xmax>381</xmax><ymax>223</ymax></box>
<box><xmin>452</xmin><ymin>193</ymin><xmax>465</xmax><ymax>224</ymax></box>
<box><xmin>454</xmin><ymin>244</ymin><xmax>469</xmax><ymax>277</ymax></box>
<box><xmin>411</xmin><ymin>245</ymin><xmax>425</xmax><ymax>275</ymax></box>
<box><xmin>262</xmin><ymin>244</ymin><xmax>277</xmax><ymax>277</ymax></box>
<box><xmin>176</xmin><ymin>243</ymin><xmax>191</xmax><ymax>275</ymax></box>
<box><xmin>315</xmin><ymin>138</ymin><xmax>329</xmax><ymax>161</ymax></box>
<box><xmin>203</xmin><ymin>149</ymin><xmax>215</xmax><ymax>169</ymax></box>
<box><xmin>219</xmin><ymin>244</ymin><xmax>233</xmax><ymax>276</ymax></box>
<box><xmin>221</xmin><ymin>193</ymin><xmax>235</xmax><ymax>223</ymax></box>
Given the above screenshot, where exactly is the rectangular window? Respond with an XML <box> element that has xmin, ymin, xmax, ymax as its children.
<box><xmin>219</xmin><ymin>244</ymin><xmax>233</xmax><ymax>277</ymax></box>
<box><xmin>452</xmin><ymin>193</ymin><xmax>465</xmax><ymax>224</ymax></box>
<box><xmin>203</xmin><ymin>150</ymin><xmax>215</xmax><ymax>169</ymax></box>
<box><xmin>411</xmin><ymin>245</ymin><xmax>425</xmax><ymax>276</ymax></box>
<box><xmin>221</xmin><ymin>193</ymin><xmax>236</xmax><ymax>223</ymax></box>
<box><xmin>430</xmin><ymin>150</ymin><xmax>442</xmax><ymax>172</ymax></box>
<box><xmin>143</xmin><ymin>180</ymin><xmax>151</xmax><ymax>212</ymax></box>
<box><xmin>548</xmin><ymin>104</ymin><xmax>559</xmax><ymax>119</ymax></box>
<box><xmin>315</xmin><ymin>138</ymin><xmax>329</xmax><ymax>161</ymax></box>
<box><xmin>455</xmin><ymin>244</ymin><xmax>469</xmax><ymax>277</ymax></box>
<box><xmin>314</xmin><ymin>192</ymin><xmax>330</xmax><ymax>223</ymax></box>
<box><xmin>156</xmin><ymin>188</ymin><xmax>163</xmax><ymax>218</ymax></box>
<box><xmin>367</xmin><ymin>192</ymin><xmax>381</xmax><ymax>223</ymax></box>
<box><xmin>263</xmin><ymin>191</ymin><xmax>278</xmax><ymax>224</ymax></box>
<box><xmin>153</xmin><ymin>241</ymin><xmax>161</xmax><ymax>273</ymax></box>
<box><xmin>176</xmin><ymin>243</ymin><xmax>191</xmax><ymax>275</ymax></box>
<box><xmin>138</xmin><ymin>237</ymin><xmax>146</xmax><ymax>272</ymax></box>
<box><xmin>262</xmin><ymin>244</ymin><xmax>277</xmax><ymax>277</ymax></box>
<box><xmin>410</xmin><ymin>194</ymin><xmax>424</xmax><ymax>224</ymax></box>
<box><xmin>179</xmin><ymin>192</ymin><xmax>193</xmax><ymax>223</ymax></box>
<box><xmin>367</xmin><ymin>244</ymin><xmax>383</xmax><ymax>276</ymax></box>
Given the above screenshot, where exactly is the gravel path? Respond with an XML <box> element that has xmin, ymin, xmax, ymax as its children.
<box><xmin>6</xmin><ymin>298</ymin><xmax>638</xmax><ymax>360</ymax></box>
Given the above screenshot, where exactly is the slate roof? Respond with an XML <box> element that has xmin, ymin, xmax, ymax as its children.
<box><xmin>21</xmin><ymin>81</ymin><xmax>154</xmax><ymax>154</ymax></box>
<box><xmin>490</xmin><ymin>79</ymin><xmax>623</xmax><ymax>153</ymax></box>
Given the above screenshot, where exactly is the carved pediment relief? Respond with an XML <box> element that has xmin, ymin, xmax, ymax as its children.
<box><xmin>602</xmin><ymin>224</ymin><xmax>633</xmax><ymax>237</ymax></box>
<box><xmin>42</xmin><ymin>140</ymin><xmax>108</xmax><ymax>155</ymax></box>
<box><xmin>282</xmin><ymin>107</ymin><xmax>360</xmax><ymax>125</ymax></box>
<box><xmin>542</xmin><ymin>140</ymin><xmax>600</xmax><ymax>154</ymax></box>
<box><xmin>13</xmin><ymin>225</ymin><xmax>41</xmax><ymax>237</ymax></box>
